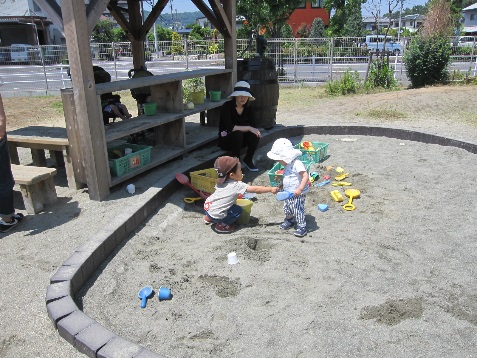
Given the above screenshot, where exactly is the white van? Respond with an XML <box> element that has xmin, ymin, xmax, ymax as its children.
<box><xmin>364</xmin><ymin>35</ymin><xmax>402</xmax><ymax>55</ymax></box>
<box><xmin>10</xmin><ymin>44</ymin><xmax>33</xmax><ymax>63</ymax></box>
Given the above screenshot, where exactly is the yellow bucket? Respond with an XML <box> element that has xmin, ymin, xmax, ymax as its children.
<box><xmin>235</xmin><ymin>199</ymin><xmax>253</xmax><ymax>225</ymax></box>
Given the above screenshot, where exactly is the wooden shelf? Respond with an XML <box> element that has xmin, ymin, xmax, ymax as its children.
<box><xmin>104</xmin><ymin>99</ymin><xmax>227</xmax><ymax>142</ymax></box>
<box><xmin>95</xmin><ymin>68</ymin><xmax>232</xmax><ymax>95</ymax></box>
<box><xmin>92</xmin><ymin>68</ymin><xmax>232</xmax><ymax>189</ymax></box>
<box><xmin>109</xmin><ymin>122</ymin><xmax>218</xmax><ymax>186</ymax></box>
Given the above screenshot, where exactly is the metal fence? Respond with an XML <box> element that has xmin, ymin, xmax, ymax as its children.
<box><xmin>0</xmin><ymin>37</ymin><xmax>476</xmax><ymax>96</ymax></box>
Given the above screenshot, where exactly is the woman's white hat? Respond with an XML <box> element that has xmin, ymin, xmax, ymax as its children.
<box><xmin>228</xmin><ymin>81</ymin><xmax>255</xmax><ymax>101</ymax></box>
<box><xmin>267</xmin><ymin>138</ymin><xmax>303</xmax><ymax>164</ymax></box>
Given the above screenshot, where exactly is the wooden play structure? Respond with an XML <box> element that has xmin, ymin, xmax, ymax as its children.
<box><xmin>35</xmin><ymin>0</ymin><xmax>237</xmax><ymax>200</ymax></box>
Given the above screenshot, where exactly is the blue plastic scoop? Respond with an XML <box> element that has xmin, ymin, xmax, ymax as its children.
<box><xmin>276</xmin><ymin>191</ymin><xmax>294</xmax><ymax>201</ymax></box>
<box><xmin>138</xmin><ymin>286</ymin><xmax>153</xmax><ymax>308</ymax></box>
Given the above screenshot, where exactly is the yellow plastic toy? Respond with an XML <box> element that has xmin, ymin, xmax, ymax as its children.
<box><xmin>343</xmin><ymin>189</ymin><xmax>361</xmax><ymax>211</ymax></box>
<box><xmin>335</xmin><ymin>173</ymin><xmax>349</xmax><ymax>181</ymax></box>
<box><xmin>330</xmin><ymin>190</ymin><xmax>344</xmax><ymax>202</ymax></box>
<box><xmin>332</xmin><ymin>181</ymin><xmax>352</xmax><ymax>186</ymax></box>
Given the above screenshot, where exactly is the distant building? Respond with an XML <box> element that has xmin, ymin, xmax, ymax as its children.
<box><xmin>462</xmin><ymin>2</ymin><xmax>477</xmax><ymax>34</ymax></box>
<box><xmin>393</xmin><ymin>14</ymin><xmax>425</xmax><ymax>33</ymax></box>
<box><xmin>363</xmin><ymin>14</ymin><xmax>425</xmax><ymax>34</ymax></box>
<box><xmin>362</xmin><ymin>17</ymin><xmax>390</xmax><ymax>33</ymax></box>
<box><xmin>0</xmin><ymin>0</ymin><xmax>59</xmax><ymax>46</ymax></box>
<box><xmin>286</xmin><ymin>0</ymin><xmax>329</xmax><ymax>37</ymax></box>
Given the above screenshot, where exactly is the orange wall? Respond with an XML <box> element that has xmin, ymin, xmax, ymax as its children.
<box><xmin>287</xmin><ymin>3</ymin><xmax>329</xmax><ymax>36</ymax></box>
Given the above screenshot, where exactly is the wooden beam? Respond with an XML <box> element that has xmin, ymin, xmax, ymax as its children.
<box><xmin>34</xmin><ymin>0</ymin><xmax>64</xmax><ymax>35</ymax></box>
<box><xmin>208</xmin><ymin>0</ymin><xmax>232</xmax><ymax>38</ymax></box>
<box><xmin>86</xmin><ymin>0</ymin><xmax>110</xmax><ymax>34</ymax></box>
<box><xmin>190</xmin><ymin>0</ymin><xmax>223</xmax><ymax>32</ymax></box>
<box><xmin>61</xmin><ymin>0</ymin><xmax>111</xmax><ymax>200</ymax></box>
<box><xmin>140</xmin><ymin>0</ymin><xmax>169</xmax><ymax>40</ymax></box>
<box><xmin>108</xmin><ymin>2</ymin><xmax>136</xmax><ymax>40</ymax></box>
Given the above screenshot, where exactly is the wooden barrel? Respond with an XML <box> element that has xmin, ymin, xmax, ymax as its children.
<box><xmin>237</xmin><ymin>57</ymin><xmax>279</xmax><ymax>129</ymax></box>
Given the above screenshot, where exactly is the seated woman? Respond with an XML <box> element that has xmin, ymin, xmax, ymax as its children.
<box><xmin>217</xmin><ymin>81</ymin><xmax>261</xmax><ymax>172</ymax></box>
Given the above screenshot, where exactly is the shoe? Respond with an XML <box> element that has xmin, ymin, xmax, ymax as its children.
<box><xmin>0</xmin><ymin>213</ymin><xmax>24</xmax><ymax>233</ymax></box>
<box><xmin>294</xmin><ymin>227</ymin><xmax>307</xmax><ymax>237</ymax></box>
<box><xmin>214</xmin><ymin>223</ymin><xmax>236</xmax><ymax>233</ymax></box>
<box><xmin>204</xmin><ymin>215</ymin><xmax>213</xmax><ymax>225</ymax></box>
<box><xmin>242</xmin><ymin>159</ymin><xmax>258</xmax><ymax>172</ymax></box>
<box><xmin>280</xmin><ymin>219</ymin><xmax>295</xmax><ymax>230</ymax></box>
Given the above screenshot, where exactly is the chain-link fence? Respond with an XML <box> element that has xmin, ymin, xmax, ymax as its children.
<box><xmin>0</xmin><ymin>37</ymin><xmax>476</xmax><ymax>96</ymax></box>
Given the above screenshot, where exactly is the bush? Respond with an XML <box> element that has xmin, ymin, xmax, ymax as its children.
<box><xmin>404</xmin><ymin>35</ymin><xmax>452</xmax><ymax>88</ymax></box>
<box><xmin>325</xmin><ymin>70</ymin><xmax>361</xmax><ymax>96</ymax></box>
<box><xmin>365</xmin><ymin>57</ymin><xmax>398</xmax><ymax>90</ymax></box>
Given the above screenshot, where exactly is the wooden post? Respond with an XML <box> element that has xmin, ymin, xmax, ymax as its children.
<box><xmin>128</xmin><ymin>0</ymin><xmax>145</xmax><ymax>68</ymax></box>
<box><xmin>223</xmin><ymin>0</ymin><xmax>237</xmax><ymax>89</ymax></box>
<box><xmin>61</xmin><ymin>1</ymin><xmax>111</xmax><ymax>200</ymax></box>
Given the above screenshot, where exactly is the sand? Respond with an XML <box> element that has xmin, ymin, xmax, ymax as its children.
<box><xmin>1</xmin><ymin>85</ymin><xmax>477</xmax><ymax>357</ymax></box>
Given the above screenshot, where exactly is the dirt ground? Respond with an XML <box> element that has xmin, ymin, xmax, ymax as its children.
<box><xmin>1</xmin><ymin>85</ymin><xmax>477</xmax><ymax>357</ymax></box>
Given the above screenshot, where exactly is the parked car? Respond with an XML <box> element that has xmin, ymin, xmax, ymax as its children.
<box><xmin>458</xmin><ymin>36</ymin><xmax>476</xmax><ymax>47</ymax></box>
<box><xmin>10</xmin><ymin>44</ymin><xmax>33</xmax><ymax>63</ymax></box>
<box><xmin>364</xmin><ymin>35</ymin><xmax>402</xmax><ymax>55</ymax></box>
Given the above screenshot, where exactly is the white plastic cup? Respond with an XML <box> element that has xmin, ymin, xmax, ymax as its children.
<box><xmin>227</xmin><ymin>252</ymin><xmax>239</xmax><ymax>265</ymax></box>
<box><xmin>126</xmin><ymin>184</ymin><xmax>135</xmax><ymax>194</ymax></box>
<box><xmin>124</xmin><ymin>147</ymin><xmax>133</xmax><ymax>155</ymax></box>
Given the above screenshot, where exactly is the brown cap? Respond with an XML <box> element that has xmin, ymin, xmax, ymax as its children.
<box><xmin>214</xmin><ymin>156</ymin><xmax>239</xmax><ymax>183</ymax></box>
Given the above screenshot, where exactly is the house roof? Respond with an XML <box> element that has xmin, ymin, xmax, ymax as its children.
<box><xmin>463</xmin><ymin>3</ymin><xmax>477</xmax><ymax>11</ymax></box>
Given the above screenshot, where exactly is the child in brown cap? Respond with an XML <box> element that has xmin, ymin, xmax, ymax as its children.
<box><xmin>204</xmin><ymin>156</ymin><xmax>279</xmax><ymax>233</ymax></box>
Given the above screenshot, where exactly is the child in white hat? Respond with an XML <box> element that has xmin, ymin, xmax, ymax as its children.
<box><xmin>267</xmin><ymin>138</ymin><xmax>310</xmax><ymax>237</ymax></box>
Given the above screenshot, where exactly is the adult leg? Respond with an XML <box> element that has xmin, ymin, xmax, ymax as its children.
<box><xmin>242</xmin><ymin>132</ymin><xmax>260</xmax><ymax>163</ymax></box>
<box><xmin>218</xmin><ymin>131</ymin><xmax>244</xmax><ymax>158</ymax></box>
<box><xmin>0</xmin><ymin>135</ymin><xmax>15</xmax><ymax>220</ymax></box>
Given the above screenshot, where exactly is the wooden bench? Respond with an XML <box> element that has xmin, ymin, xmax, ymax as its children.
<box><xmin>11</xmin><ymin>164</ymin><xmax>58</xmax><ymax>214</ymax></box>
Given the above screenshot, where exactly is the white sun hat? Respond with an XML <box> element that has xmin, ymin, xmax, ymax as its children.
<box><xmin>267</xmin><ymin>138</ymin><xmax>303</xmax><ymax>164</ymax></box>
<box><xmin>228</xmin><ymin>81</ymin><xmax>255</xmax><ymax>101</ymax></box>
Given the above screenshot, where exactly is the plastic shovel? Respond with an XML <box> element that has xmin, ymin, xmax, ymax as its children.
<box><xmin>343</xmin><ymin>189</ymin><xmax>361</xmax><ymax>211</ymax></box>
<box><xmin>138</xmin><ymin>286</ymin><xmax>154</xmax><ymax>308</ymax></box>
<box><xmin>175</xmin><ymin>173</ymin><xmax>208</xmax><ymax>199</ymax></box>
<box><xmin>276</xmin><ymin>191</ymin><xmax>294</xmax><ymax>201</ymax></box>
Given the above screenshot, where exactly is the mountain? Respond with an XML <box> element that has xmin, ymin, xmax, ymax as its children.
<box><xmin>155</xmin><ymin>11</ymin><xmax>203</xmax><ymax>29</ymax></box>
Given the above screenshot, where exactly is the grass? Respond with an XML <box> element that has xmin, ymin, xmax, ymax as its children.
<box><xmin>363</xmin><ymin>109</ymin><xmax>407</xmax><ymax>120</ymax></box>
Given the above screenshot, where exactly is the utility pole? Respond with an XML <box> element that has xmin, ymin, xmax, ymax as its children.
<box><xmin>398</xmin><ymin>0</ymin><xmax>403</xmax><ymax>42</ymax></box>
<box><xmin>170</xmin><ymin>0</ymin><xmax>174</xmax><ymax>30</ymax></box>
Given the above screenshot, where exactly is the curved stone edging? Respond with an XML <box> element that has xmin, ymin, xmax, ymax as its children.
<box><xmin>45</xmin><ymin>125</ymin><xmax>477</xmax><ymax>357</ymax></box>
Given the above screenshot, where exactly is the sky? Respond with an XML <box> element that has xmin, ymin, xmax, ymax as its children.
<box><xmin>147</xmin><ymin>0</ymin><xmax>429</xmax><ymax>15</ymax></box>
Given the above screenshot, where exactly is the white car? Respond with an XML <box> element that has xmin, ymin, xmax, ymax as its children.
<box><xmin>458</xmin><ymin>36</ymin><xmax>476</xmax><ymax>47</ymax></box>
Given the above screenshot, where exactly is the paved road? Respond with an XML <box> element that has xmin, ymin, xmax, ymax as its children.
<box><xmin>0</xmin><ymin>58</ymin><xmax>475</xmax><ymax>97</ymax></box>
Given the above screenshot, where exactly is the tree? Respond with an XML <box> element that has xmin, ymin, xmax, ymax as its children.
<box><xmin>344</xmin><ymin>0</ymin><xmax>365</xmax><ymax>36</ymax></box>
<box><xmin>189</xmin><ymin>24</ymin><xmax>213</xmax><ymax>40</ymax></box>
<box><xmin>296</xmin><ymin>23</ymin><xmax>310</xmax><ymax>38</ymax></box>
<box><xmin>280</xmin><ymin>23</ymin><xmax>295</xmax><ymax>38</ymax></box>
<box><xmin>237</xmin><ymin>0</ymin><xmax>303</xmax><ymax>38</ymax></box>
<box><xmin>147</xmin><ymin>25</ymin><xmax>173</xmax><ymax>42</ymax></box>
<box><xmin>309</xmin><ymin>18</ymin><xmax>326</xmax><ymax>38</ymax></box>
<box><xmin>91</xmin><ymin>19</ymin><xmax>117</xmax><ymax>43</ymax></box>
<box><xmin>324</xmin><ymin>0</ymin><xmax>366</xmax><ymax>37</ymax></box>
<box><xmin>404</xmin><ymin>0</ymin><xmax>452</xmax><ymax>88</ymax></box>
<box><xmin>171</xmin><ymin>32</ymin><xmax>183</xmax><ymax>55</ymax></box>
<box><xmin>363</xmin><ymin>0</ymin><xmax>400</xmax><ymax>38</ymax></box>
<box><xmin>422</xmin><ymin>0</ymin><xmax>453</xmax><ymax>37</ymax></box>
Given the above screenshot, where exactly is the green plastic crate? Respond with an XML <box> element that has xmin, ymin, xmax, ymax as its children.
<box><xmin>294</xmin><ymin>141</ymin><xmax>329</xmax><ymax>163</ymax></box>
<box><xmin>108</xmin><ymin>144</ymin><xmax>152</xmax><ymax>177</ymax></box>
<box><xmin>268</xmin><ymin>161</ymin><xmax>312</xmax><ymax>187</ymax></box>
